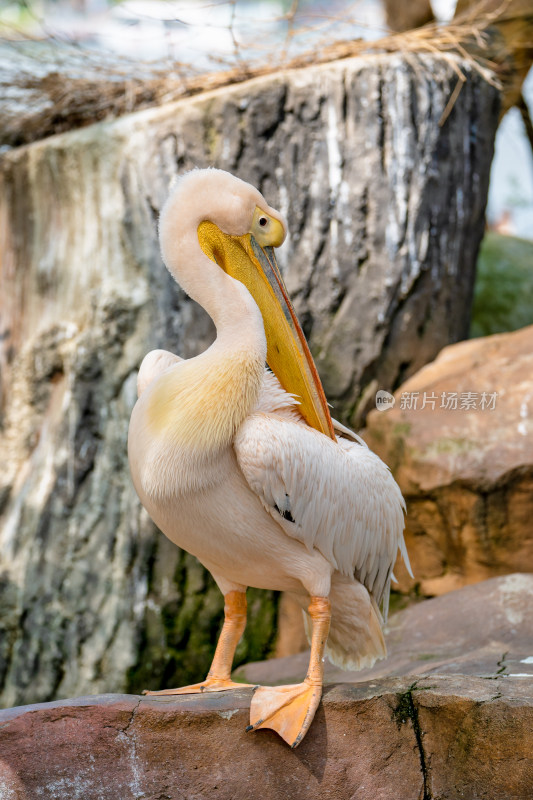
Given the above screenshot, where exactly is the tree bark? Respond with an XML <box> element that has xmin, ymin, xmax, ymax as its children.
<box><xmin>0</xmin><ymin>52</ymin><xmax>499</xmax><ymax>706</ymax></box>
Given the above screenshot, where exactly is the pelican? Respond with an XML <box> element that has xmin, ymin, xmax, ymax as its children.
<box><xmin>128</xmin><ymin>168</ymin><xmax>411</xmax><ymax>748</ymax></box>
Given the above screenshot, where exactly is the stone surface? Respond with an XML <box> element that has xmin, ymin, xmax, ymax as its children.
<box><xmin>362</xmin><ymin>325</ymin><xmax>533</xmax><ymax>596</ymax></box>
<box><xmin>0</xmin><ymin>52</ymin><xmax>498</xmax><ymax>707</ymax></box>
<box><xmin>237</xmin><ymin>573</ymin><xmax>533</xmax><ymax>686</ymax></box>
<box><xmin>0</xmin><ymin>676</ymin><xmax>531</xmax><ymax>800</ymax></box>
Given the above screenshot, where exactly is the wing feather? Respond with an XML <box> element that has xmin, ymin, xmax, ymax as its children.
<box><xmin>235</xmin><ymin>413</ymin><xmax>411</xmax><ymax>613</ymax></box>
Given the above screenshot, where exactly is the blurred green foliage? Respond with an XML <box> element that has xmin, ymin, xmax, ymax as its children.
<box><xmin>470</xmin><ymin>232</ymin><xmax>533</xmax><ymax>338</ymax></box>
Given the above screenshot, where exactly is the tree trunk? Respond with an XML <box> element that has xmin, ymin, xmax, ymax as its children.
<box><xmin>0</xmin><ymin>52</ymin><xmax>498</xmax><ymax>706</ymax></box>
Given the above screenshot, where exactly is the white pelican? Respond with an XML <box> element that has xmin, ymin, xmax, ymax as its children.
<box><xmin>128</xmin><ymin>168</ymin><xmax>411</xmax><ymax>748</ymax></box>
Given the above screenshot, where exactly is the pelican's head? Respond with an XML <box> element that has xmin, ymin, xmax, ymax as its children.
<box><xmin>160</xmin><ymin>168</ymin><xmax>286</xmax><ymax>250</ymax></box>
<box><xmin>160</xmin><ymin>168</ymin><xmax>334</xmax><ymax>439</ymax></box>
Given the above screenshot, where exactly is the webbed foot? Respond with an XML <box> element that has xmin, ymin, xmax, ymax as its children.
<box><xmin>247</xmin><ymin>680</ymin><xmax>322</xmax><ymax>747</ymax></box>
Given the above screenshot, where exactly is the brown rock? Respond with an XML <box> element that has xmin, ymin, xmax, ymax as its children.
<box><xmin>363</xmin><ymin>325</ymin><xmax>533</xmax><ymax>595</ymax></box>
<box><xmin>0</xmin><ymin>676</ymin><xmax>531</xmax><ymax>799</ymax></box>
<box><xmin>237</xmin><ymin>573</ymin><xmax>533</xmax><ymax>686</ymax></box>
<box><xmin>3</xmin><ymin>574</ymin><xmax>532</xmax><ymax>797</ymax></box>
<box><xmin>273</xmin><ymin>592</ymin><xmax>309</xmax><ymax>658</ymax></box>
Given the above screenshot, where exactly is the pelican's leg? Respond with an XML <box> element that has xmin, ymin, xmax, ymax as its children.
<box><xmin>247</xmin><ymin>596</ymin><xmax>331</xmax><ymax>747</ymax></box>
<box><xmin>143</xmin><ymin>590</ymin><xmax>255</xmax><ymax>695</ymax></box>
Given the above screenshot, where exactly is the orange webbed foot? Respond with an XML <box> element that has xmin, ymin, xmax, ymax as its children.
<box><xmin>247</xmin><ymin>680</ymin><xmax>322</xmax><ymax>748</ymax></box>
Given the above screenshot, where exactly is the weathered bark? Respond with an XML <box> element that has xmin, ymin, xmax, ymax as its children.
<box><xmin>0</xmin><ymin>52</ymin><xmax>498</xmax><ymax>707</ymax></box>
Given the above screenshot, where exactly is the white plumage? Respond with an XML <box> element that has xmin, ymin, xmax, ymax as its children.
<box><xmin>236</xmin><ymin>389</ymin><xmax>408</xmax><ymax>617</ymax></box>
<box><xmin>128</xmin><ymin>168</ymin><xmax>411</xmax><ymax>747</ymax></box>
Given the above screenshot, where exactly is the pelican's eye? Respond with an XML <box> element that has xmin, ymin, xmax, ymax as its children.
<box><xmin>251</xmin><ymin>206</ymin><xmax>285</xmax><ymax>248</ymax></box>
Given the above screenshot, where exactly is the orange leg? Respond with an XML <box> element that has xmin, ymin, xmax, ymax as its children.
<box><xmin>247</xmin><ymin>596</ymin><xmax>331</xmax><ymax>747</ymax></box>
<box><xmin>143</xmin><ymin>590</ymin><xmax>255</xmax><ymax>695</ymax></box>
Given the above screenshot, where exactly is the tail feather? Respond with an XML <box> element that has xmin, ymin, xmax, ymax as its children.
<box><xmin>302</xmin><ymin>572</ymin><xmax>386</xmax><ymax>671</ymax></box>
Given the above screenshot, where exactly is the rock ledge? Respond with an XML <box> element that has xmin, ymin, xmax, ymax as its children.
<box><xmin>1</xmin><ymin>675</ymin><xmax>532</xmax><ymax>800</ymax></box>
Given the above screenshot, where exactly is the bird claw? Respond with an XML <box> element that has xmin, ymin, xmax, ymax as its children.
<box><xmin>247</xmin><ymin>680</ymin><xmax>322</xmax><ymax>747</ymax></box>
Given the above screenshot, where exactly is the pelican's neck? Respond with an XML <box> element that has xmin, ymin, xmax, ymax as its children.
<box><xmin>148</xmin><ymin>209</ymin><xmax>266</xmax><ymax>462</ymax></box>
<box><xmin>163</xmin><ymin>202</ymin><xmax>265</xmax><ymax>348</ymax></box>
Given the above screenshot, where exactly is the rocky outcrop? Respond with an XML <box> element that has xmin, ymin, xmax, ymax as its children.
<box><xmin>0</xmin><ymin>52</ymin><xmax>498</xmax><ymax>707</ymax></box>
<box><xmin>362</xmin><ymin>325</ymin><xmax>533</xmax><ymax>595</ymax></box>
<box><xmin>2</xmin><ymin>576</ymin><xmax>532</xmax><ymax>799</ymax></box>
<box><xmin>238</xmin><ymin>573</ymin><xmax>533</xmax><ymax>685</ymax></box>
<box><xmin>1</xmin><ymin>676</ymin><xmax>531</xmax><ymax>800</ymax></box>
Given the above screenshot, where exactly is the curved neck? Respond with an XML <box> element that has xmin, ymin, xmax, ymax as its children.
<box><xmin>152</xmin><ymin>207</ymin><xmax>267</xmax><ymax>461</ymax></box>
<box><xmin>162</xmin><ymin>207</ymin><xmax>265</xmax><ymax>352</ymax></box>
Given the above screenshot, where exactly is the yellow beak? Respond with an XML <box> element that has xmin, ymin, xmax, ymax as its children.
<box><xmin>197</xmin><ymin>220</ymin><xmax>335</xmax><ymax>440</ymax></box>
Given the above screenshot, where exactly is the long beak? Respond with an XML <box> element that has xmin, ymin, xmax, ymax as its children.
<box><xmin>197</xmin><ymin>221</ymin><xmax>335</xmax><ymax>439</ymax></box>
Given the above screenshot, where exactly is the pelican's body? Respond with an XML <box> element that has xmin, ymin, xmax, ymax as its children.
<box><xmin>128</xmin><ymin>169</ymin><xmax>410</xmax><ymax>746</ymax></box>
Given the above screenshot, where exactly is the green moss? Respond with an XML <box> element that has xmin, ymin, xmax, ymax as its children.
<box><xmin>470</xmin><ymin>232</ymin><xmax>533</xmax><ymax>338</ymax></box>
<box><xmin>369</xmin><ymin>425</ymin><xmax>385</xmax><ymax>444</ymax></box>
<box><xmin>393</xmin><ymin>422</ymin><xmax>412</xmax><ymax>438</ymax></box>
<box><xmin>420</xmin><ymin>437</ymin><xmax>476</xmax><ymax>458</ymax></box>
<box><xmin>387</xmin><ymin>588</ymin><xmax>425</xmax><ymax>616</ymax></box>
<box><xmin>394</xmin><ymin>684</ymin><xmax>417</xmax><ymax>727</ymax></box>
<box><xmin>234</xmin><ymin>588</ymin><xmax>278</xmax><ymax>666</ymax></box>
<box><xmin>394</xmin><ymin>683</ymin><xmax>433</xmax><ymax>800</ymax></box>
